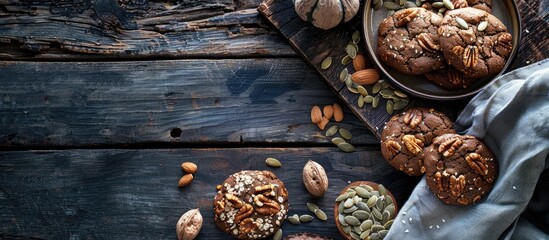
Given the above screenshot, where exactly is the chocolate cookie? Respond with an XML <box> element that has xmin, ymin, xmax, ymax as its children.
<box><xmin>424</xmin><ymin>133</ymin><xmax>497</xmax><ymax>205</ymax></box>
<box><xmin>378</xmin><ymin>8</ymin><xmax>445</xmax><ymax>75</ymax></box>
<box><xmin>213</xmin><ymin>170</ymin><xmax>289</xmax><ymax>239</ymax></box>
<box><xmin>284</xmin><ymin>233</ymin><xmax>331</xmax><ymax>240</ymax></box>
<box><xmin>438</xmin><ymin>7</ymin><xmax>512</xmax><ymax>79</ymax></box>
<box><xmin>424</xmin><ymin>64</ymin><xmax>477</xmax><ymax>89</ymax></box>
<box><xmin>380</xmin><ymin>108</ymin><xmax>456</xmax><ymax>176</ymax></box>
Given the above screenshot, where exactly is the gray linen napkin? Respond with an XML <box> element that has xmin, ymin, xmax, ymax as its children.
<box><xmin>385</xmin><ymin>59</ymin><xmax>549</xmax><ymax>240</ymax></box>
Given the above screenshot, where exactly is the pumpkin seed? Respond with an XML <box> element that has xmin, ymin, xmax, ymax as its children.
<box><xmin>478</xmin><ymin>21</ymin><xmax>488</xmax><ymax>31</ymax></box>
<box><xmin>432</xmin><ymin>2</ymin><xmax>444</xmax><ymax>8</ymax></box>
<box><xmin>404</xmin><ymin>1</ymin><xmax>417</xmax><ymax>8</ymax></box>
<box><xmin>352</xmin><ymin>30</ymin><xmax>360</xmax><ymax>44</ymax></box>
<box><xmin>266</xmin><ymin>157</ymin><xmax>281</xmax><ymax>168</ymax></box>
<box><xmin>354</xmin><ymin>186</ymin><xmax>370</xmax><ymax>198</ymax></box>
<box><xmin>370</xmin><ymin>232</ymin><xmax>382</xmax><ymax>240</ymax></box>
<box><xmin>366</xmin><ymin>195</ymin><xmax>378</xmax><ymax>208</ymax></box>
<box><xmin>386</xmin><ymin>100</ymin><xmax>394</xmax><ymax>114</ymax></box>
<box><xmin>314</xmin><ymin>208</ymin><xmax>328</xmax><ymax>221</ymax></box>
<box><xmin>345</xmin><ymin>44</ymin><xmax>357</xmax><ymax>59</ymax></box>
<box><xmin>353</xmin><ymin>210</ymin><xmax>371</xmax><ymax>220</ymax></box>
<box><xmin>347</xmin><ymin>86</ymin><xmax>359</xmax><ymax>94</ymax></box>
<box><xmin>358</xmin><ymin>95</ymin><xmax>365</xmax><ymax>108</ymax></box>
<box><xmin>381</xmin><ymin>210</ymin><xmax>391</xmax><ymax>224</ymax></box>
<box><xmin>393</xmin><ymin>99</ymin><xmax>408</xmax><ymax>110</ymax></box>
<box><xmin>363</xmin><ymin>95</ymin><xmax>374</xmax><ymax>104</ymax></box>
<box><xmin>372</xmin><ymin>208</ymin><xmax>382</xmax><ymax>220</ymax></box>
<box><xmin>378</xmin><ymin>184</ymin><xmax>387</xmax><ymax>196</ymax></box>
<box><xmin>379</xmin><ymin>88</ymin><xmax>394</xmax><ymax>97</ymax></box>
<box><xmin>372</xmin><ymin>95</ymin><xmax>380</xmax><ymax>108</ymax></box>
<box><xmin>336</xmin><ymin>193</ymin><xmax>349</xmax><ymax>202</ymax></box>
<box><xmin>371</xmin><ymin>224</ymin><xmax>385</xmax><ymax>233</ymax></box>
<box><xmin>370</xmin><ymin>190</ymin><xmax>380</xmax><ymax>197</ymax></box>
<box><xmin>338</xmin><ymin>142</ymin><xmax>355</xmax><ymax>152</ymax></box>
<box><xmin>339</xmin><ymin>128</ymin><xmax>352</xmax><ymax>140</ymax></box>
<box><xmin>288</xmin><ymin>214</ymin><xmax>300</xmax><ymax>224</ymax></box>
<box><xmin>383</xmin><ymin>219</ymin><xmax>394</xmax><ymax>229</ymax></box>
<box><xmin>343</xmin><ymin>205</ymin><xmax>358</xmax><ymax>213</ymax></box>
<box><xmin>331</xmin><ymin>137</ymin><xmax>346</xmax><ymax>146</ymax></box>
<box><xmin>416</xmin><ymin>0</ymin><xmax>422</xmax><ymax>7</ymax></box>
<box><xmin>273</xmin><ymin>229</ymin><xmax>282</xmax><ymax>240</ymax></box>
<box><xmin>443</xmin><ymin>0</ymin><xmax>454</xmax><ymax>9</ymax></box>
<box><xmin>372</xmin><ymin>82</ymin><xmax>382</xmax><ymax>94</ymax></box>
<box><xmin>373</xmin><ymin>0</ymin><xmax>381</xmax><ymax>5</ymax></box>
<box><xmin>375</xmin><ymin>197</ymin><xmax>385</xmax><ymax>212</ymax></box>
<box><xmin>456</xmin><ymin>17</ymin><xmax>468</xmax><ymax>29</ymax></box>
<box><xmin>346</xmin><ymin>189</ymin><xmax>356</xmax><ymax>196</ymax></box>
<box><xmin>399</xmin><ymin>0</ymin><xmax>406</xmax><ymax>5</ymax></box>
<box><xmin>394</xmin><ymin>90</ymin><xmax>407</xmax><ymax>98</ymax></box>
<box><xmin>360</xmin><ymin>229</ymin><xmax>372</xmax><ymax>239</ymax></box>
<box><xmin>373</xmin><ymin>0</ymin><xmax>384</xmax><ymax>10</ymax></box>
<box><xmin>361</xmin><ymin>219</ymin><xmax>374</xmax><ymax>231</ymax></box>
<box><xmin>339</xmin><ymin>213</ymin><xmax>349</xmax><ymax>226</ymax></box>
<box><xmin>344</xmin><ymin>198</ymin><xmax>355</xmax><ymax>208</ymax></box>
<box><xmin>350</xmin><ymin>231</ymin><xmax>361</xmax><ymax>240</ymax></box>
<box><xmin>379</xmin><ymin>230</ymin><xmax>389</xmax><ymax>238</ymax></box>
<box><xmin>299</xmin><ymin>214</ymin><xmax>314</xmax><ymax>223</ymax></box>
<box><xmin>385</xmin><ymin>204</ymin><xmax>395</xmax><ymax>217</ymax></box>
<box><xmin>439</xmin><ymin>7</ymin><xmax>447</xmax><ymax>13</ymax></box>
<box><xmin>339</xmin><ymin>68</ymin><xmax>348</xmax><ymax>82</ymax></box>
<box><xmin>387</xmin><ymin>10</ymin><xmax>395</xmax><ymax>17</ymax></box>
<box><xmin>385</xmin><ymin>195</ymin><xmax>394</xmax><ymax>206</ymax></box>
<box><xmin>342</xmin><ymin>55</ymin><xmax>352</xmax><ymax>65</ymax></box>
<box><xmin>307</xmin><ymin>202</ymin><xmax>319</xmax><ymax>213</ymax></box>
<box><xmin>357</xmin><ymin>85</ymin><xmax>368</xmax><ymax>96</ymax></box>
<box><xmin>345</xmin><ymin>74</ymin><xmax>353</xmax><ymax>88</ymax></box>
<box><xmin>344</xmin><ymin>215</ymin><xmax>361</xmax><ymax>226</ymax></box>
<box><xmin>326</xmin><ymin>125</ymin><xmax>339</xmax><ymax>137</ymax></box>
<box><xmin>343</xmin><ymin>225</ymin><xmax>352</xmax><ymax>234</ymax></box>
<box><xmin>356</xmin><ymin>201</ymin><xmax>370</xmax><ymax>211</ymax></box>
<box><xmin>339</xmin><ymin>201</ymin><xmax>345</xmax><ymax>213</ymax></box>
<box><xmin>321</xmin><ymin>56</ymin><xmax>332</xmax><ymax>69</ymax></box>
<box><xmin>383</xmin><ymin>1</ymin><xmax>401</xmax><ymax>10</ymax></box>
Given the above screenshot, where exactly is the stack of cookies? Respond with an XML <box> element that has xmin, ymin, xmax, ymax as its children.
<box><xmin>377</xmin><ymin>2</ymin><xmax>513</xmax><ymax>89</ymax></box>
<box><xmin>380</xmin><ymin>108</ymin><xmax>497</xmax><ymax>205</ymax></box>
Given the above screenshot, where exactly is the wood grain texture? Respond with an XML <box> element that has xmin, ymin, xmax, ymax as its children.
<box><xmin>0</xmin><ymin>0</ymin><xmax>296</xmax><ymax>59</ymax></box>
<box><xmin>0</xmin><ymin>148</ymin><xmax>420</xmax><ymax>239</ymax></box>
<box><xmin>0</xmin><ymin>59</ymin><xmax>378</xmax><ymax>147</ymax></box>
<box><xmin>258</xmin><ymin>0</ymin><xmax>548</xmax><ymax>139</ymax></box>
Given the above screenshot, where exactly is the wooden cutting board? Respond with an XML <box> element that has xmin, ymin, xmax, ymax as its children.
<box><xmin>257</xmin><ymin>0</ymin><xmax>466</xmax><ymax>140</ymax></box>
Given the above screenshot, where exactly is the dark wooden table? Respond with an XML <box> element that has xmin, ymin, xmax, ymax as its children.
<box><xmin>0</xmin><ymin>0</ymin><xmax>546</xmax><ymax>239</ymax></box>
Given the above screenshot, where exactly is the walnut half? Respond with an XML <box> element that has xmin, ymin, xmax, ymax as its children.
<box><xmin>402</xmin><ymin>135</ymin><xmax>424</xmax><ymax>155</ymax></box>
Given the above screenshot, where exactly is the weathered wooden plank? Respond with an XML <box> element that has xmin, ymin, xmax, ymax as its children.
<box><xmin>0</xmin><ymin>0</ymin><xmax>296</xmax><ymax>59</ymax></box>
<box><xmin>0</xmin><ymin>147</ymin><xmax>419</xmax><ymax>239</ymax></box>
<box><xmin>0</xmin><ymin>59</ymin><xmax>378</xmax><ymax>147</ymax></box>
<box><xmin>258</xmin><ymin>0</ymin><xmax>548</xmax><ymax>138</ymax></box>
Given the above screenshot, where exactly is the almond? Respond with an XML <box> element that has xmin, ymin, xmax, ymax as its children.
<box><xmin>317</xmin><ymin>117</ymin><xmax>329</xmax><ymax>130</ymax></box>
<box><xmin>181</xmin><ymin>162</ymin><xmax>198</xmax><ymax>174</ymax></box>
<box><xmin>333</xmin><ymin>103</ymin><xmax>344</xmax><ymax>122</ymax></box>
<box><xmin>178</xmin><ymin>174</ymin><xmax>193</xmax><ymax>187</ymax></box>
<box><xmin>323</xmin><ymin>105</ymin><xmax>334</xmax><ymax>120</ymax></box>
<box><xmin>351</xmin><ymin>69</ymin><xmax>380</xmax><ymax>86</ymax></box>
<box><xmin>310</xmin><ymin>105</ymin><xmax>323</xmax><ymax>124</ymax></box>
<box><xmin>353</xmin><ymin>54</ymin><xmax>367</xmax><ymax>71</ymax></box>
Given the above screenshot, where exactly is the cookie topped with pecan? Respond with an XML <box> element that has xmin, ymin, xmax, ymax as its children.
<box><xmin>380</xmin><ymin>108</ymin><xmax>456</xmax><ymax>176</ymax></box>
<box><xmin>213</xmin><ymin>170</ymin><xmax>289</xmax><ymax>239</ymax></box>
<box><xmin>424</xmin><ymin>64</ymin><xmax>477</xmax><ymax>89</ymax></box>
<box><xmin>438</xmin><ymin>7</ymin><xmax>512</xmax><ymax>79</ymax></box>
<box><xmin>423</xmin><ymin>133</ymin><xmax>497</xmax><ymax>205</ymax></box>
<box><xmin>377</xmin><ymin>8</ymin><xmax>445</xmax><ymax>75</ymax></box>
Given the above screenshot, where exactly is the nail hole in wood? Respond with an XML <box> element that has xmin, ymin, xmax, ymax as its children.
<box><xmin>170</xmin><ymin>128</ymin><xmax>182</xmax><ymax>138</ymax></box>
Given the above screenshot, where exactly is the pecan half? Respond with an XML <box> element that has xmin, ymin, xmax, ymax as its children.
<box><xmin>457</xmin><ymin>197</ymin><xmax>469</xmax><ymax>205</ymax></box>
<box><xmin>452</xmin><ymin>45</ymin><xmax>464</xmax><ymax>56</ymax></box>
<box><xmin>448</xmin><ymin>68</ymin><xmax>465</xmax><ymax>86</ymax></box>
<box><xmin>452</xmin><ymin>0</ymin><xmax>468</xmax><ymax>8</ymax></box>
<box><xmin>466</xmin><ymin>153</ymin><xmax>488</xmax><ymax>175</ymax></box>
<box><xmin>226</xmin><ymin>193</ymin><xmax>244</xmax><ymax>208</ymax></box>
<box><xmin>449</xmin><ymin>175</ymin><xmax>466</xmax><ymax>198</ymax></box>
<box><xmin>403</xmin><ymin>108</ymin><xmax>422</xmax><ymax>128</ymax></box>
<box><xmin>417</xmin><ymin>33</ymin><xmax>441</xmax><ymax>53</ymax></box>
<box><xmin>385</xmin><ymin>140</ymin><xmax>402</xmax><ymax>156</ymax></box>
<box><xmin>462</xmin><ymin>45</ymin><xmax>479</xmax><ymax>68</ymax></box>
<box><xmin>255</xmin><ymin>194</ymin><xmax>280</xmax><ymax>216</ymax></box>
<box><xmin>402</xmin><ymin>135</ymin><xmax>424</xmax><ymax>155</ymax></box>
<box><xmin>255</xmin><ymin>184</ymin><xmax>276</xmax><ymax>197</ymax></box>
<box><xmin>438</xmin><ymin>136</ymin><xmax>462</xmax><ymax>157</ymax></box>
<box><xmin>234</xmin><ymin>203</ymin><xmax>253</xmax><ymax>224</ymax></box>
<box><xmin>394</xmin><ymin>8</ymin><xmax>420</xmax><ymax>27</ymax></box>
<box><xmin>239</xmin><ymin>218</ymin><xmax>259</xmax><ymax>234</ymax></box>
<box><xmin>435</xmin><ymin>171</ymin><xmax>445</xmax><ymax>192</ymax></box>
<box><xmin>496</xmin><ymin>33</ymin><xmax>513</xmax><ymax>57</ymax></box>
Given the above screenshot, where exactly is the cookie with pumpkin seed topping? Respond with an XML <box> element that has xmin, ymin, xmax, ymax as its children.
<box><xmin>380</xmin><ymin>108</ymin><xmax>456</xmax><ymax>176</ymax></box>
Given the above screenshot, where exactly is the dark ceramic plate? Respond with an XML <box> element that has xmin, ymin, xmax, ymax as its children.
<box><xmin>362</xmin><ymin>1</ymin><xmax>521</xmax><ymax>100</ymax></box>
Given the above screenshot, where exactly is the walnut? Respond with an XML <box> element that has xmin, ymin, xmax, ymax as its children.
<box><xmin>449</xmin><ymin>175</ymin><xmax>466</xmax><ymax>198</ymax></box>
<box><xmin>255</xmin><ymin>184</ymin><xmax>276</xmax><ymax>197</ymax></box>
<box><xmin>214</xmin><ymin>199</ymin><xmax>225</xmax><ymax>215</ymax></box>
<box><xmin>435</xmin><ymin>171</ymin><xmax>445</xmax><ymax>192</ymax></box>
<box><xmin>254</xmin><ymin>194</ymin><xmax>281</xmax><ymax>216</ymax></box>
<box><xmin>234</xmin><ymin>204</ymin><xmax>254</xmax><ymax>224</ymax></box>
<box><xmin>238</xmin><ymin>218</ymin><xmax>259</xmax><ymax>234</ymax></box>
<box><xmin>403</xmin><ymin>108</ymin><xmax>422</xmax><ymax>128</ymax></box>
<box><xmin>302</xmin><ymin>160</ymin><xmax>329</xmax><ymax>197</ymax></box>
<box><xmin>462</xmin><ymin>45</ymin><xmax>479</xmax><ymax>68</ymax></box>
<box><xmin>438</xmin><ymin>137</ymin><xmax>462</xmax><ymax>157</ymax></box>
<box><xmin>394</xmin><ymin>8</ymin><xmax>420</xmax><ymax>27</ymax></box>
<box><xmin>402</xmin><ymin>135</ymin><xmax>423</xmax><ymax>155</ymax></box>
<box><xmin>225</xmin><ymin>193</ymin><xmax>244</xmax><ymax>208</ymax></box>
<box><xmin>385</xmin><ymin>140</ymin><xmax>402</xmax><ymax>156</ymax></box>
<box><xmin>466</xmin><ymin>153</ymin><xmax>488</xmax><ymax>175</ymax></box>
<box><xmin>176</xmin><ymin>208</ymin><xmax>203</xmax><ymax>240</ymax></box>
<box><xmin>417</xmin><ymin>33</ymin><xmax>440</xmax><ymax>53</ymax></box>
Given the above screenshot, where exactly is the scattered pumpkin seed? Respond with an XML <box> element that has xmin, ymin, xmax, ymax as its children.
<box><xmin>478</xmin><ymin>21</ymin><xmax>488</xmax><ymax>31</ymax></box>
<box><xmin>331</xmin><ymin>137</ymin><xmax>346</xmax><ymax>146</ymax></box>
<box><xmin>288</xmin><ymin>214</ymin><xmax>300</xmax><ymax>224</ymax></box>
<box><xmin>386</xmin><ymin>100</ymin><xmax>394</xmax><ymax>114</ymax></box>
<box><xmin>265</xmin><ymin>157</ymin><xmax>281</xmax><ymax>168</ymax></box>
<box><xmin>394</xmin><ymin>90</ymin><xmax>407</xmax><ymax>98</ymax></box>
<box><xmin>314</xmin><ymin>208</ymin><xmax>328</xmax><ymax>221</ymax></box>
<box><xmin>345</xmin><ymin>75</ymin><xmax>353</xmax><ymax>88</ymax></box>
<box><xmin>299</xmin><ymin>214</ymin><xmax>314</xmax><ymax>223</ymax></box>
<box><xmin>393</xmin><ymin>100</ymin><xmax>408</xmax><ymax>110</ymax></box>
<box><xmin>273</xmin><ymin>229</ymin><xmax>282</xmax><ymax>240</ymax></box>
<box><xmin>364</xmin><ymin>95</ymin><xmax>374</xmax><ymax>104</ymax></box>
<box><xmin>372</xmin><ymin>95</ymin><xmax>380</xmax><ymax>108</ymax></box>
<box><xmin>404</xmin><ymin>1</ymin><xmax>417</xmax><ymax>8</ymax></box>
<box><xmin>438</xmin><ymin>7</ymin><xmax>447</xmax><ymax>13</ymax></box>
<box><xmin>321</xmin><ymin>56</ymin><xmax>332</xmax><ymax>69</ymax></box>
<box><xmin>383</xmin><ymin>1</ymin><xmax>401</xmax><ymax>10</ymax></box>
<box><xmin>326</xmin><ymin>125</ymin><xmax>339</xmax><ymax>137</ymax></box>
<box><xmin>372</xmin><ymin>82</ymin><xmax>382</xmax><ymax>94</ymax></box>
<box><xmin>347</xmin><ymin>86</ymin><xmax>359</xmax><ymax>94</ymax></box>
<box><xmin>352</xmin><ymin>30</ymin><xmax>361</xmax><ymax>44</ymax></box>
<box><xmin>399</xmin><ymin>0</ymin><xmax>406</xmax><ymax>6</ymax></box>
<box><xmin>387</xmin><ymin>10</ymin><xmax>395</xmax><ymax>17</ymax></box>
<box><xmin>358</xmin><ymin>95</ymin><xmax>365</xmax><ymax>108</ymax></box>
<box><xmin>342</xmin><ymin>55</ymin><xmax>352</xmax><ymax>65</ymax></box>
<box><xmin>357</xmin><ymin>86</ymin><xmax>368</xmax><ymax>96</ymax></box>
<box><xmin>307</xmin><ymin>202</ymin><xmax>319</xmax><ymax>213</ymax></box>
<box><xmin>456</xmin><ymin>16</ymin><xmax>468</xmax><ymax>29</ymax></box>
<box><xmin>345</xmin><ymin>44</ymin><xmax>357</xmax><ymax>59</ymax></box>
<box><xmin>339</xmin><ymin>68</ymin><xmax>349</xmax><ymax>82</ymax></box>
<box><xmin>339</xmin><ymin>128</ymin><xmax>353</xmax><ymax>140</ymax></box>
<box><xmin>442</xmin><ymin>0</ymin><xmax>454</xmax><ymax>9</ymax></box>
<box><xmin>432</xmin><ymin>1</ymin><xmax>444</xmax><ymax>8</ymax></box>
<box><xmin>338</xmin><ymin>142</ymin><xmax>355</xmax><ymax>152</ymax></box>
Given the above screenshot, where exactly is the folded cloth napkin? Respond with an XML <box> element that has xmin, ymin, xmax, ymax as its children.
<box><xmin>385</xmin><ymin>59</ymin><xmax>549</xmax><ymax>240</ymax></box>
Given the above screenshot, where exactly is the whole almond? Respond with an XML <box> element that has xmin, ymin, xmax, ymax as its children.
<box><xmin>353</xmin><ymin>54</ymin><xmax>367</xmax><ymax>71</ymax></box>
<box><xmin>333</xmin><ymin>103</ymin><xmax>344</xmax><ymax>122</ymax></box>
<box><xmin>323</xmin><ymin>105</ymin><xmax>334</xmax><ymax>120</ymax></box>
<box><xmin>303</xmin><ymin>160</ymin><xmax>329</xmax><ymax>197</ymax></box>
<box><xmin>181</xmin><ymin>162</ymin><xmax>198</xmax><ymax>174</ymax></box>
<box><xmin>178</xmin><ymin>174</ymin><xmax>193</xmax><ymax>188</ymax></box>
<box><xmin>311</xmin><ymin>105</ymin><xmax>323</xmax><ymax>124</ymax></box>
<box><xmin>317</xmin><ymin>117</ymin><xmax>329</xmax><ymax>130</ymax></box>
<box><xmin>176</xmin><ymin>208</ymin><xmax>203</xmax><ymax>240</ymax></box>
<box><xmin>351</xmin><ymin>69</ymin><xmax>380</xmax><ymax>85</ymax></box>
